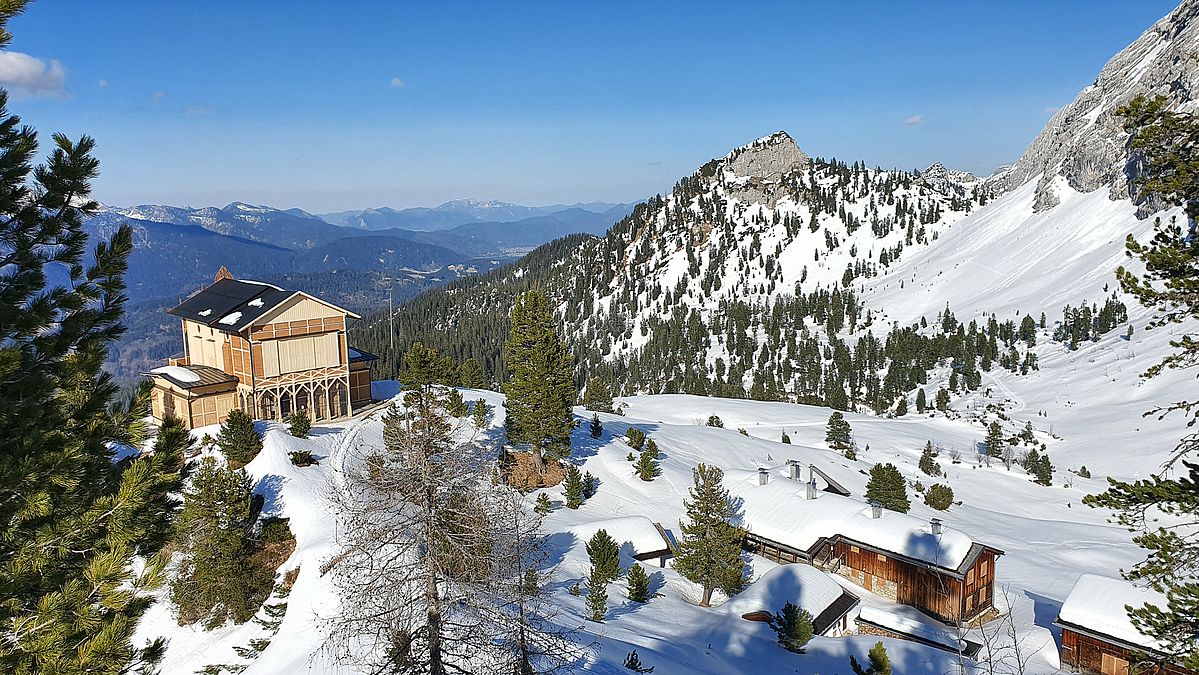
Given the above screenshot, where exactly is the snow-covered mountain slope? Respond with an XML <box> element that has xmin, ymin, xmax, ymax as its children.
<box><xmin>137</xmin><ymin>389</ymin><xmax>1151</xmax><ymax>674</ymax></box>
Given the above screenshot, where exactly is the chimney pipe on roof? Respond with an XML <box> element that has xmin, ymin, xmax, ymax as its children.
<box><xmin>787</xmin><ymin>461</ymin><xmax>800</xmax><ymax>481</ymax></box>
<box><xmin>806</xmin><ymin>478</ymin><xmax>818</xmax><ymax>500</ymax></box>
<box><xmin>931</xmin><ymin>518</ymin><xmax>943</xmax><ymax>535</ymax></box>
<box><xmin>870</xmin><ymin>501</ymin><xmax>882</xmax><ymax>519</ymax></box>
<box><xmin>758</xmin><ymin>468</ymin><xmax>769</xmax><ymax>485</ymax></box>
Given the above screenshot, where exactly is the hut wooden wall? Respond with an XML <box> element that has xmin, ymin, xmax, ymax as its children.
<box><xmin>1061</xmin><ymin>627</ymin><xmax>1195</xmax><ymax>675</ymax></box>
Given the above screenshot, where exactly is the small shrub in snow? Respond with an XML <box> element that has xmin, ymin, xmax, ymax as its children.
<box><xmin>217</xmin><ymin>409</ymin><xmax>262</xmax><ymax>466</ymax></box>
<box><xmin>286</xmin><ymin>410</ymin><xmax>311</xmax><ymax>438</ymax></box>
<box><xmin>706</xmin><ymin>415</ymin><xmax>724</xmax><ymax>428</ymax></box>
<box><xmin>626</xmin><ymin>563</ymin><xmax>650</xmax><ymax>603</ymax></box>
<box><xmin>534</xmin><ymin>493</ymin><xmax>552</xmax><ymax>515</ymax></box>
<box><xmin>589</xmin><ymin>413</ymin><xmax>603</xmax><ymax>439</ymax></box>
<box><xmin>924</xmin><ymin>484</ymin><xmax>954</xmax><ymax>510</ymax></box>
<box><xmin>626</xmin><ymin>427</ymin><xmax>646</xmax><ymax>450</ymax></box>
<box><xmin>568</xmin><ymin>582</ymin><xmax>581</xmax><ymax>596</ymax></box>
<box><xmin>563</xmin><ymin>466</ymin><xmax>584</xmax><ymax>509</ymax></box>
<box><xmin>850</xmin><ymin>641</ymin><xmax>891</xmax><ymax>675</ymax></box>
<box><xmin>1077</xmin><ymin>465</ymin><xmax>1091</xmax><ymax>479</ymax></box>
<box><xmin>635</xmin><ymin>449</ymin><xmax>661</xmax><ymax>481</ymax></box>
<box><xmin>627</xmin><ymin>451</ymin><xmax>634</xmax><ymax>462</ymax></box>
<box><xmin>624</xmin><ymin>650</ymin><xmax>654</xmax><ymax>673</ymax></box>
<box><xmin>585</xmin><ymin>566</ymin><xmax>608</xmax><ymax>622</ymax></box>
<box><xmin>289</xmin><ymin>450</ymin><xmax>317</xmax><ymax>467</ymax></box>
<box><xmin>446</xmin><ymin>389</ymin><xmax>468</xmax><ymax>417</ymax></box>
<box><xmin>582</xmin><ymin>471</ymin><xmax>599</xmax><ymax>499</ymax></box>
<box><xmin>781</xmin><ymin>430</ymin><xmax>791</xmax><ymax>444</ymax></box>
<box><xmin>770</xmin><ymin>602</ymin><xmax>814</xmax><ymax>653</ymax></box>
<box><xmin>918</xmin><ymin>441</ymin><xmax>941</xmax><ymax>477</ymax></box>
<box><xmin>471</xmin><ymin>398</ymin><xmax>490</xmax><ymax>427</ymax></box>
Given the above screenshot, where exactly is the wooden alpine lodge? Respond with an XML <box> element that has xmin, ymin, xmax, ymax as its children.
<box><xmin>145</xmin><ymin>267</ymin><xmax>376</xmax><ymax>429</ymax></box>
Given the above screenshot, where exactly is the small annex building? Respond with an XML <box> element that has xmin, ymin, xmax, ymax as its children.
<box><xmin>726</xmin><ymin>466</ymin><xmax>1003</xmax><ymax>624</ymax></box>
<box><xmin>568</xmin><ymin>516</ymin><xmax>674</xmax><ymax>568</ymax></box>
<box><xmin>1056</xmin><ymin>574</ymin><xmax>1197</xmax><ymax>675</ymax></box>
<box><xmin>145</xmin><ymin>268</ymin><xmax>377</xmax><ymax>429</ymax></box>
<box><xmin>727</xmin><ymin>564</ymin><xmax>861</xmax><ymax>637</ymax></box>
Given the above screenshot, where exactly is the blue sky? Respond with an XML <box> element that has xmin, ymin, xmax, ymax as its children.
<box><xmin>0</xmin><ymin>1</ymin><xmax>1179</xmax><ymax>212</ymax></box>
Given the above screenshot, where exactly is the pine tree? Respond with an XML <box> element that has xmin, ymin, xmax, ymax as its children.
<box><xmin>534</xmin><ymin>493</ymin><xmax>552</xmax><ymax>515</ymax></box>
<box><xmin>924</xmin><ymin>484</ymin><xmax>954</xmax><ymax>510</ymax></box>
<box><xmin>582</xmin><ymin>376</ymin><xmax>614</xmax><ymax>413</ymax></box>
<box><xmin>287</xmin><ymin>409</ymin><xmax>311</xmax><ymax>438</ymax></box>
<box><xmin>472</xmin><ymin>398</ymin><xmax>490</xmax><ymax>428</ymax></box>
<box><xmin>586</xmin><ymin>529</ymin><xmax>621</xmax><ymax>582</ymax></box>
<box><xmin>171</xmin><ymin>457</ymin><xmax>274</xmax><ymax>628</ymax></box>
<box><xmin>673</xmin><ymin>464</ymin><xmax>747</xmax><ymax>606</ymax></box>
<box><xmin>895</xmin><ymin>397</ymin><xmax>908</xmax><ymax>416</ymax></box>
<box><xmin>635</xmin><ymin>449</ymin><xmax>661</xmax><ymax>481</ymax></box>
<box><xmin>915</xmin><ymin>388</ymin><xmax>927</xmax><ymax>413</ymax></box>
<box><xmin>458</xmin><ymin>358</ymin><xmax>485</xmax><ymax>388</ymax></box>
<box><xmin>1033</xmin><ymin>454</ymin><xmax>1054</xmax><ymax>486</ymax></box>
<box><xmin>626</xmin><ymin>563</ymin><xmax>650</xmax><ymax>603</ymax></box>
<box><xmin>563</xmin><ymin>465</ymin><xmax>584</xmax><ymax>509</ymax></box>
<box><xmin>850</xmin><ymin>641</ymin><xmax>892</xmax><ymax>675</ymax></box>
<box><xmin>985</xmin><ymin>421</ymin><xmax>1006</xmax><ymax>458</ymax></box>
<box><xmin>706</xmin><ymin>415</ymin><xmax>724</xmax><ymax>428</ymax></box>
<box><xmin>589</xmin><ymin>413</ymin><xmax>603</xmax><ymax>439</ymax></box>
<box><xmin>626</xmin><ymin>427</ymin><xmax>646</xmax><ymax>450</ymax></box>
<box><xmin>503</xmin><ymin>291</ymin><xmax>575</xmax><ymax>474</ymax></box>
<box><xmin>447</xmin><ymin>388</ymin><xmax>469</xmax><ymax>417</ymax></box>
<box><xmin>0</xmin><ymin>36</ymin><xmax>185</xmax><ymax>668</ymax></box>
<box><xmin>583</xmin><ymin>471</ymin><xmax>599</xmax><ymax>499</ymax></box>
<box><xmin>218</xmin><ymin>408</ymin><xmax>263</xmax><ymax>466</ymax></box>
<box><xmin>781</xmin><ymin>430</ymin><xmax>791</xmax><ymax>444</ymax></box>
<box><xmin>935</xmin><ymin>388</ymin><xmax>950</xmax><ymax>411</ymax></box>
<box><xmin>918</xmin><ymin>441</ymin><xmax>941</xmax><ymax>477</ymax></box>
<box><xmin>644</xmin><ymin>438</ymin><xmax>659</xmax><ymax>459</ymax></box>
<box><xmin>825</xmin><ymin>412</ymin><xmax>853</xmax><ymax>453</ymax></box>
<box><xmin>865</xmin><ymin>463</ymin><xmax>910</xmax><ymax>513</ymax></box>
<box><xmin>769</xmin><ymin>602</ymin><xmax>814</xmax><ymax>653</ymax></box>
<box><xmin>585</xmin><ymin>565</ymin><xmax>607</xmax><ymax>622</ymax></box>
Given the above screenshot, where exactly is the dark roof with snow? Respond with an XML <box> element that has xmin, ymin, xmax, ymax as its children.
<box><xmin>168</xmin><ymin>278</ymin><xmax>358</xmax><ymax>333</ymax></box>
<box><xmin>812</xmin><ymin>589</ymin><xmax>860</xmax><ymax>636</ymax></box>
<box><xmin>348</xmin><ymin>347</ymin><xmax>379</xmax><ymax>363</ymax></box>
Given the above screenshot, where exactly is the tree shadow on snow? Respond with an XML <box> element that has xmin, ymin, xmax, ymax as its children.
<box><xmin>254</xmin><ymin>473</ymin><xmax>287</xmax><ymax>518</ymax></box>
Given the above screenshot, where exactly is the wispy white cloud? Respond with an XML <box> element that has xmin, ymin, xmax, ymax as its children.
<box><xmin>0</xmin><ymin>51</ymin><xmax>66</xmax><ymax>98</ymax></box>
<box><xmin>183</xmin><ymin>103</ymin><xmax>210</xmax><ymax>116</ymax></box>
<box><xmin>98</xmin><ymin>78</ymin><xmax>108</xmax><ymax>88</ymax></box>
<box><xmin>390</xmin><ymin>77</ymin><xmax>405</xmax><ymax>88</ymax></box>
<box><xmin>151</xmin><ymin>90</ymin><xmax>165</xmax><ymax>103</ymax></box>
<box><xmin>903</xmin><ymin>114</ymin><xmax>924</xmax><ymax>126</ymax></box>
<box><xmin>1043</xmin><ymin>106</ymin><xmax>1060</xmax><ymax>115</ymax></box>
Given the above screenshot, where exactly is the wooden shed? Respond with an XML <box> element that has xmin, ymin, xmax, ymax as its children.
<box><xmin>1056</xmin><ymin>575</ymin><xmax>1196</xmax><ymax>675</ymax></box>
<box><xmin>728</xmin><ymin>467</ymin><xmax>1003</xmax><ymax>623</ymax></box>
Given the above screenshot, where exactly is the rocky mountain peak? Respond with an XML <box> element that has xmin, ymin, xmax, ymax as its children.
<box><xmin>988</xmin><ymin>0</ymin><xmax>1199</xmax><ymax>213</ymax></box>
<box><xmin>722</xmin><ymin>130</ymin><xmax>810</xmax><ymax>181</ymax></box>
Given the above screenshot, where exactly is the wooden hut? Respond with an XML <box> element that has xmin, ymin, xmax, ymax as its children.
<box><xmin>1056</xmin><ymin>574</ymin><xmax>1197</xmax><ymax>675</ymax></box>
<box><xmin>727</xmin><ymin>466</ymin><xmax>1003</xmax><ymax>623</ymax></box>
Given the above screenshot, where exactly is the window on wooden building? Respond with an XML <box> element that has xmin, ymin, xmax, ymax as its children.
<box><xmin>850</xmin><ymin>545</ymin><xmax>859</xmax><ymax>554</ymax></box>
<box><xmin>1100</xmin><ymin>653</ymin><xmax>1129</xmax><ymax>675</ymax></box>
<box><xmin>876</xmin><ymin>553</ymin><xmax>886</xmax><ymax>562</ymax></box>
<box><xmin>967</xmin><ymin>569</ymin><xmax>975</xmax><ymax>585</ymax></box>
<box><xmin>981</xmin><ymin>560</ymin><xmax>989</xmax><ymax>577</ymax></box>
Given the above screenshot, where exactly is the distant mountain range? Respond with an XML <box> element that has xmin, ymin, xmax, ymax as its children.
<box><xmin>319</xmin><ymin>199</ymin><xmax>630</xmax><ymax>231</ymax></box>
<box><xmin>88</xmin><ymin>198</ymin><xmax>634</xmax><ymax>378</ymax></box>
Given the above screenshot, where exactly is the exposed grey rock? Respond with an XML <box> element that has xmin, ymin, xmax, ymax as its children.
<box><xmin>719</xmin><ymin>131</ymin><xmax>810</xmax><ymax>207</ymax></box>
<box><xmin>987</xmin><ymin>0</ymin><xmax>1199</xmax><ymax>216</ymax></box>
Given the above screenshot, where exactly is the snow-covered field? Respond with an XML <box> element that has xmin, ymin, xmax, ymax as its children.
<box><xmin>136</xmin><ymin>372</ymin><xmax>1176</xmax><ymax>674</ymax></box>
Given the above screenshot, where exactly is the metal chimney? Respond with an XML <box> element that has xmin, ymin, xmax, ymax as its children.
<box><xmin>758</xmin><ymin>468</ymin><xmax>770</xmax><ymax>485</ymax></box>
<box><xmin>870</xmin><ymin>500</ymin><xmax>882</xmax><ymax>519</ymax></box>
<box><xmin>787</xmin><ymin>461</ymin><xmax>801</xmax><ymax>481</ymax></box>
<box><xmin>931</xmin><ymin>518</ymin><xmax>943</xmax><ymax>535</ymax></box>
<box><xmin>806</xmin><ymin>478</ymin><xmax>818</xmax><ymax>500</ymax></box>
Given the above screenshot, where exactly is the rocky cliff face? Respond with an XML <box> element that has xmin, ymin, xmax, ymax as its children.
<box><xmin>987</xmin><ymin>0</ymin><xmax>1199</xmax><ymax>214</ymax></box>
<box><xmin>719</xmin><ymin>131</ymin><xmax>811</xmax><ymax>207</ymax></box>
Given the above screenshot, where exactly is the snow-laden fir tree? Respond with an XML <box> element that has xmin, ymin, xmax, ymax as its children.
<box><xmin>673</xmin><ymin>464</ymin><xmax>747</xmax><ymax>607</ymax></box>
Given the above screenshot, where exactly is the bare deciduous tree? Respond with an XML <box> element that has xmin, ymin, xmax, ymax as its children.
<box><xmin>323</xmin><ymin>376</ymin><xmax>590</xmax><ymax>674</ymax></box>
